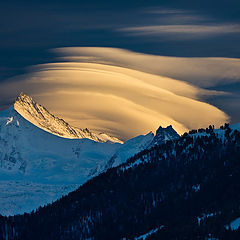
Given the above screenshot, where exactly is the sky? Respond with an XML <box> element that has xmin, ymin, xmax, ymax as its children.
<box><xmin>0</xmin><ymin>0</ymin><xmax>240</xmax><ymax>140</ymax></box>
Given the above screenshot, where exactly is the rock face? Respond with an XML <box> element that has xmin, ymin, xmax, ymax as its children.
<box><xmin>14</xmin><ymin>92</ymin><xmax>123</xmax><ymax>143</ymax></box>
<box><xmin>149</xmin><ymin>125</ymin><xmax>179</xmax><ymax>147</ymax></box>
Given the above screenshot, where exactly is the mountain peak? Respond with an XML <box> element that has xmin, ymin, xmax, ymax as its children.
<box><xmin>150</xmin><ymin>125</ymin><xmax>179</xmax><ymax>146</ymax></box>
<box><xmin>13</xmin><ymin>93</ymin><xmax>123</xmax><ymax>143</ymax></box>
<box><xmin>156</xmin><ymin>125</ymin><xmax>173</xmax><ymax>130</ymax></box>
<box><xmin>15</xmin><ymin>92</ymin><xmax>43</xmax><ymax>115</ymax></box>
<box><xmin>156</xmin><ymin>125</ymin><xmax>175</xmax><ymax>135</ymax></box>
<box><xmin>17</xmin><ymin>92</ymin><xmax>29</xmax><ymax>99</ymax></box>
<box><xmin>15</xmin><ymin>92</ymin><xmax>33</xmax><ymax>104</ymax></box>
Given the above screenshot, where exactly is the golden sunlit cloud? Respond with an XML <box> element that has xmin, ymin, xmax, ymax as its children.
<box><xmin>55</xmin><ymin>47</ymin><xmax>240</xmax><ymax>88</ymax></box>
<box><xmin>0</xmin><ymin>48</ymin><xmax>231</xmax><ymax>140</ymax></box>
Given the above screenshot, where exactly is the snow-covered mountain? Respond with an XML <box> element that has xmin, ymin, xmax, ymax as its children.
<box><xmin>105</xmin><ymin>131</ymin><xmax>155</xmax><ymax>168</ymax></box>
<box><xmin>0</xmin><ymin>94</ymin><xmax>180</xmax><ymax>215</ymax></box>
<box><xmin>14</xmin><ymin>92</ymin><xmax>122</xmax><ymax>143</ymax></box>
<box><xmin>3</xmin><ymin>122</ymin><xmax>240</xmax><ymax>240</ymax></box>
<box><xmin>105</xmin><ymin>126</ymin><xmax>179</xmax><ymax>168</ymax></box>
<box><xmin>0</xmin><ymin>105</ymin><xmax>122</xmax><ymax>215</ymax></box>
<box><xmin>0</xmin><ymin>105</ymin><xmax>122</xmax><ymax>181</ymax></box>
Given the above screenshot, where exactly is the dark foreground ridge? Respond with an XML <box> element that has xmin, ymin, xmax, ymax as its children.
<box><xmin>1</xmin><ymin>124</ymin><xmax>240</xmax><ymax>239</ymax></box>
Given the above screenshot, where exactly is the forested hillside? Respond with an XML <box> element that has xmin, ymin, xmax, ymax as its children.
<box><xmin>2</xmin><ymin>125</ymin><xmax>240</xmax><ymax>239</ymax></box>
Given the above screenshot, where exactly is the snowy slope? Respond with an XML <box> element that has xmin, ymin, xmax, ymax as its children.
<box><xmin>0</xmin><ymin>106</ymin><xmax>122</xmax><ymax>215</ymax></box>
<box><xmin>0</xmin><ymin>181</ymin><xmax>78</xmax><ymax>216</ymax></box>
<box><xmin>104</xmin><ymin>125</ymin><xmax>179</xmax><ymax>168</ymax></box>
<box><xmin>14</xmin><ymin>92</ymin><xmax>122</xmax><ymax>143</ymax></box>
<box><xmin>0</xmin><ymin>102</ymin><xmax>159</xmax><ymax>215</ymax></box>
<box><xmin>0</xmin><ymin>106</ymin><xmax>121</xmax><ymax>182</ymax></box>
<box><xmin>105</xmin><ymin>132</ymin><xmax>154</xmax><ymax>168</ymax></box>
<box><xmin>0</xmin><ymin>94</ymin><xmax>180</xmax><ymax>215</ymax></box>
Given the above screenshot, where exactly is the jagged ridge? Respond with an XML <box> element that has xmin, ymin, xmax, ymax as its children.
<box><xmin>149</xmin><ymin>125</ymin><xmax>179</xmax><ymax>147</ymax></box>
<box><xmin>14</xmin><ymin>92</ymin><xmax>123</xmax><ymax>143</ymax></box>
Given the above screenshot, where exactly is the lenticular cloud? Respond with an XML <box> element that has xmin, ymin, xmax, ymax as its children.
<box><xmin>0</xmin><ymin>47</ymin><xmax>230</xmax><ymax>140</ymax></box>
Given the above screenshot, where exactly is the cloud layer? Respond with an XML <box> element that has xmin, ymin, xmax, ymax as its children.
<box><xmin>55</xmin><ymin>47</ymin><xmax>240</xmax><ymax>88</ymax></box>
<box><xmin>120</xmin><ymin>24</ymin><xmax>240</xmax><ymax>39</ymax></box>
<box><xmin>0</xmin><ymin>47</ymin><xmax>231</xmax><ymax>140</ymax></box>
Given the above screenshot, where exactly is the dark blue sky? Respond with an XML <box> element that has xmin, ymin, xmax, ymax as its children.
<box><xmin>1</xmin><ymin>0</ymin><xmax>240</xmax><ymax>77</ymax></box>
<box><xmin>1</xmin><ymin>0</ymin><xmax>240</xmax><ymax>123</ymax></box>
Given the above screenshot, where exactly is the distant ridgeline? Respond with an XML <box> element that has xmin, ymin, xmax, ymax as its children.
<box><xmin>2</xmin><ymin>124</ymin><xmax>240</xmax><ymax>239</ymax></box>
